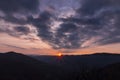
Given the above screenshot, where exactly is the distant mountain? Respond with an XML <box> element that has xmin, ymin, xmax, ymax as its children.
<box><xmin>0</xmin><ymin>52</ymin><xmax>120</xmax><ymax>80</ymax></box>
<box><xmin>31</xmin><ymin>53</ymin><xmax>120</xmax><ymax>72</ymax></box>
<box><xmin>0</xmin><ymin>52</ymin><xmax>69</xmax><ymax>80</ymax></box>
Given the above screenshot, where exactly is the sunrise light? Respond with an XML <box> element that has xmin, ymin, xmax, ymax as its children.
<box><xmin>57</xmin><ymin>52</ymin><xmax>62</xmax><ymax>57</ymax></box>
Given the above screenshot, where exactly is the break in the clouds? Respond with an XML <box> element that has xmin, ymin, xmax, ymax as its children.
<box><xmin>0</xmin><ymin>0</ymin><xmax>120</xmax><ymax>50</ymax></box>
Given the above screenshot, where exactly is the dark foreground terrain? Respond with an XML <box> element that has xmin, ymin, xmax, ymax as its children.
<box><xmin>0</xmin><ymin>52</ymin><xmax>120</xmax><ymax>80</ymax></box>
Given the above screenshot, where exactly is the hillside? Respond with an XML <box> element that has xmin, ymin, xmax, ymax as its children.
<box><xmin>87</xmin><ymin>63</ymin><xmax>120</xmax><ymax>80</ymax></box>
<box><xmin>31</xmin><ymin>53</ymin><xmax>120</xmax><ymax>71</ymax></box>
<box><xmin>0</xmin><ymin>52</ymin><xmax>69</xmax><ymax>80</ymax></box>
<box><xmin>0</xmin><ymin>52</ymin><xmax>120</xmax><ymax>80</ymax></box>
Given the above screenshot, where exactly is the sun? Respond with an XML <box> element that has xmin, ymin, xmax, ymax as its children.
<box><xmin>57</xmin><ymin>52</ymin><xmax>62</xmax><ymax>57</ymax></box>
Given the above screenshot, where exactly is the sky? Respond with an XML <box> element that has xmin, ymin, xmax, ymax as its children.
<box><xmin>0</xmin><ymin>0</ymin><xmax>120</xmax><ymax>55</ymax></box>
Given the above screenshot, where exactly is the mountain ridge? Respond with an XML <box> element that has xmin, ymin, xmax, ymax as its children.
<box><xmin>31</xmin><ymin>52</ymin><xmax>120</xmax><ymax>72</ymax></box>
<box><xmin>0</xmin><ymin>51</ymin><xmax>69</xmax><ymax>80</ymax></box>
<box><xmin>0</xmin><ymin>51</ymin><xmax>120</xmax><ymax>80</ymax></box>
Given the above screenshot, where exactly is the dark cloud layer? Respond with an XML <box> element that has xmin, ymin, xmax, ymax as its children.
<box><xmin>14</xmin><ymin>26</ymin><xmax>30</xmax><ymax>35</ymax></box>
<box><xmin>28</xmin><ymin>11</ymin><xmax>53</xmax><ymax>41</ymax></box>
<box><xmin>0</xmin><ymin>0</ymin><xmax>120</xmax><ymax>49</ymax></box>
<box><xmin>36</xmin><ymin>0</ymin><xmax>120</xmax><ymax>49</ymax></box>
<box><xmin>0</xmin><ymin>15</ymin><xmax>27</xmax><ymax>25</ymax></box>
<box><xmin>54</xmin><ymin>23</ymin><xmax>80</xmax><ymax>49</ymax></box>
<box><xmin>78</xmin><ymin>0</ymin><xmax>120</xmax><ymax>16</ymax></box>
<box><xmin>0</xmin><ymin>0</ymin><xmax>39</xmax><ymax>14</ymax></box>
<box><xmin>0</xmin><ymin>0</ymin><xmax>39</xmax><ymax>25</ymax></box>
<box><xmin>0</xmin><ymin>25</ymin><xmax>31</xmax><ymax>37</ymax></box>
<box><xmin>78</xmin><ymin>0</ymin><xmax>110</xmax><ymax>15</ymax></box>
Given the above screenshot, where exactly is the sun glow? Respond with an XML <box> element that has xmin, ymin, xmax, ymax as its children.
<box><xmin>57</xmin><ymin>52</ymin><xmax>62</xmax><ymax>57</ymax></box>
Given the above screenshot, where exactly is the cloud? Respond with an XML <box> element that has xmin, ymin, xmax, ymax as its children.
<box><xmin>0</xmin><ymin>22</ymin><xmax>30</xmax><ymax>37</ymax></box>
<box><xmin>52</xmin><ymin>23</ymin><xmax>80</xmax><ymax>49</ymax></box>
<box><xmin>0</xmin><ymin>14</ymin><xmax>27</xmax><ymax>25</ymax></box>
<box><xmin>0</xmin><ymin>20</ymin><xmax>39</xmax><ymax>42</ymax></box>
<box><xmin>78</xmin><ymin>0</ymin><xmax>120</xmax><ymax>16</ymax></box>
<box><xmin>0</xmin><ymin>0</ymin><xmax>39</xmax><ymax>14</ymax></box>
<box><xmin>0</xmin><ymin>0</ymin><xmax>120</xmax><ymax>50</ymax></box>
<box><xmin>0</xmin><ymin>43</ymin><xmax>26</xmax><ymax>50</ymax></box>
<box><xmin>28</xmin><ymin>11</ymin><xmax>53</xmax><ymax>40</ymax></box>
<box><xmin>14</xmin><ymin>26</ymin><xmax>30</xmax><ymax>35</ymax></box>
<box><xmin>28</xmin><ymin>2</ymin><xmax>120</xmax><ymax>49</ymax></box>
<box><xmin>0</xmin><ymin>0</ymin><xmax>40</xmax><ymax>25</ymax></box>
<box><xmin>78</xmin><ymin>0</ymin><xmax>109</xmax><ymax>16</ymax></box>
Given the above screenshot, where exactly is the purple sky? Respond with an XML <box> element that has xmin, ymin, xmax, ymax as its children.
<box><xmin>0</xmin><ymin>0</ymin><xmax>120</xmax><ymax>55</ymax></box>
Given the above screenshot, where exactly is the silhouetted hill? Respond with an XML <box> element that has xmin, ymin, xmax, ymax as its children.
<box><xmin>0</xmin><ymin>52</ymin><xmax>69</xmax><ymax>80</ymax></box>
<box><xmin>31</xmin><ymin>53</ymin><xmax>120</xmax><ymax>72</ymax></box>
<box><xmin>1</xmin><ymin>52</ymin><xmax>120</xmax><ymax>80</ymax></box>
<box><xmin>86</xmin><ymin>62</ymin><xmax>120</xmax><ymax>80</ymax></box>
<box><xmin>99</xmin><ymin>63</ymin><xmax>120</xmax><ymax>80</ymax></box>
